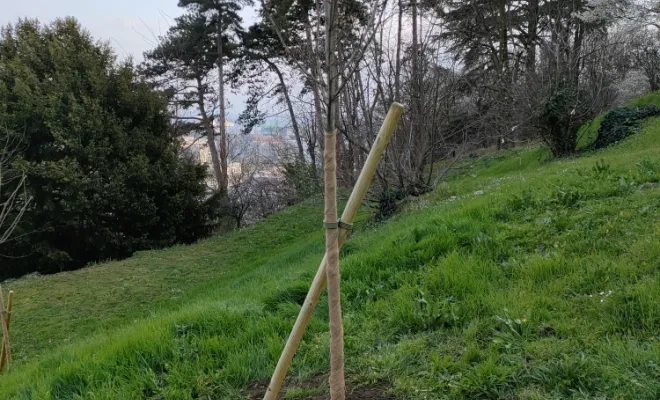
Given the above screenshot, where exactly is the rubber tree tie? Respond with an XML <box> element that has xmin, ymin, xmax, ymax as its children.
<box><xmin>338</xmin><ymin>220</ymin><xmax>353</xmax><ymax>230</ymax></box>
<box><xmin>324</xmin><ymin>221</ymin><xmax>339</xmax><ymax>229</ymax></box>
<box><xmin>324</xmin><ymin>220</ymin><xmax>353</xmax><ymax>230</ymax></box>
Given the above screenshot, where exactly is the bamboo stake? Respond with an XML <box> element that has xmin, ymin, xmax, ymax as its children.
<box><xmin>263</xmin><ymin>103</ymin><xmax>404</xmax><ymax>400</ymax></box>
<box><xmin>0</xmin><ymin>287</ymin><xmax>12</xmax><ymax>371</ymax></box>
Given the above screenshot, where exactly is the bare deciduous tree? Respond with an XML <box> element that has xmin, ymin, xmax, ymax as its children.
<box><xmin>0</xmin><ymin>134</ymin><xmax>31</xmax><ymax>246</ymax></box>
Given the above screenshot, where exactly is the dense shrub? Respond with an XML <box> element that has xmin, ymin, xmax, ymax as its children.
<box><xmin>376</xmin><ymin>187</ymin><xmax>410</xmax><ymax>220</ymax></box>
<box><xmin>0</xmin><ymin>19</ymin><xmax>222</xmax><ymax>279</ymax></box>
<box><xmin>594</xmin><ymin>105</ymin><xmax>660</xmax><ymax>149</ymax></box>
<box><xmin>536</xmin><ymin>84</ymin><xmax>594</xmax><ymax>157</ymax></box>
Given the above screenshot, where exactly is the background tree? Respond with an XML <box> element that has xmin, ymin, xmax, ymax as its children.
<box><xmin>178</xmin><ymin>0</ymin><xmax>253</xmax><ymax>194</ymax></box>
<box><xmin>625</xmin><ymin>22</ymin><xmax>660</xmax><ymax>92</ymax></box>
<box><xmin>235</xmin><ymin>24</ymin><xmax>306</xmax><ymax>162</ymax></box>
<box><xmin>0</xmin><ymin>18</ymin><xmax>221</xmax><ymax>279</ymax></box>
<box><xmin>144</xmin><ymin>5</ymin><xmax>241</xmax><ymax>194</ymax></box>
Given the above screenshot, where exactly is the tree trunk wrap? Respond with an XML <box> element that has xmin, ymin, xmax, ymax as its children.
<box><xmin>324</xmin><ymin>129</ymin><xmax>345</xmax><ymax>400</ymax></box>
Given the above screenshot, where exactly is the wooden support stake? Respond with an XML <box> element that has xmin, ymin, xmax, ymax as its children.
<box><xmin>263</xmin><ymin>103</ymin><xmax>404</xmax><ymax>400</ymax></box>
<box><xmin>0</xmin><ymin>287</ymin><xmax>12</xmax><ymax>372</ymax></box>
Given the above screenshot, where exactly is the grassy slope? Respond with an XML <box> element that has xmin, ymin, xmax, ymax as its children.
<box><xmin>3</xmin><ymin>101</ymin><xmax>660</xmax><ymax>398</ymax></box>
<box><xmin>3</xmin><ymin>202</ymin><xmax>326</xmax><ymax>362</ymax></box>
<box><xmin>577</xmin><ymin>91</ymin><xmax>660</xmax><ymax>149</ymax></box>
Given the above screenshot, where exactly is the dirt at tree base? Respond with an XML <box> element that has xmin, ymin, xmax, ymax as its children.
<box><xmin>242</xmin><ymin>374</ymin><xmax>395</xmax><ymax>400</ymax></box>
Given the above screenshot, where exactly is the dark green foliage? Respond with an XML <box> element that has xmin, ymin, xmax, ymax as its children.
<box><xmin>282</xmin><ymin>160</ymin><xmax>320</xmax><ymax>201</ymax></box>
<box><xmin>374</xmin><ymin>184</ymin><xmax>433</xmax><ymax>221</ymax></box>
<box><xmin>537</xmin><ymin>84</ymin><xmax>591</xmax><ymax>157</ymax></box>
<box><xmin>0</xmin><ymin>19</ymin><xmax>221</xmax><ymax>279</ymax></box>
<box><xmin>376</xmin><ymin>187</ymin><xmax>410</xmax><ymax>220</ymax></box>
<box><xmin>594</xmin><ymin>105</ymin><xmax>660</xmax><ymax>149</ymax></box>
<box><xmin>145</xmin><ymin>0</ymin><xmax>247</xmax><ymax>79</ymax></box>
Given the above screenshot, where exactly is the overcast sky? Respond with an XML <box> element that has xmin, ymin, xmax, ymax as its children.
<box><xmin>1</xmin><ymin>0</ymin><xmax>258</xmax><ymax>121</ymax></box>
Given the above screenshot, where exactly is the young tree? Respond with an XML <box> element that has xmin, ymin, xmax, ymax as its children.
<box><xmin>260</xmin><ymin>1</ymin><xmax>386</xmax><ymax>398</ymax></box>
<box><xmin>323</xmin><ymin>0</ymin><xmax>345</xmax><ymax>396</ymax></box>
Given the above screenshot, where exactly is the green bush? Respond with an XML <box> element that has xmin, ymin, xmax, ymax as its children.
<box><xmin>536</xmin><ymin>84</ymin><xmax>592</xmax><ymax>157</ymax></box>
<box><xmin>594</xmin><ymin>105</ymin><xmax>660</xmax><ymax>149</ymax></box>
<box><xmin>376</xmin><ymin>187</ymin><xmax>409</xmax><ymax>220</ymax></box>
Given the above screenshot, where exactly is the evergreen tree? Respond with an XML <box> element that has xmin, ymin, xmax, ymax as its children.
<box><xmin>179</xmin><ymin>0</ymin><xmax>252</xmax><ymax>194</ymax></box>
<box><xmin>144</xmin><ymin>12</ymin><xmax>227</xmax><ymax>192</ymax></box>
<box><xmin>0</xmin><ymin>18</ymin><xmax>221</xmax><ymax>279</ymax></box>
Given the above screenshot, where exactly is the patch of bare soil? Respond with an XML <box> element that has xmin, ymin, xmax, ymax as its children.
<box><xmin>242</xmin><ymin>374</ymin><xmax>395</xmax><ymax>400</ymax></box>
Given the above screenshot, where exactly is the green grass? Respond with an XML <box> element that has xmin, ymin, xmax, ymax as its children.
<box><xmin>3</xmin><ymin>99</ymin><xmax>660</xmax><ymax>399</ymax></box>
<box><xmin>3</xmin><ymin>201</ymin><xmax>326</xmax><ymax>362</ymax></box>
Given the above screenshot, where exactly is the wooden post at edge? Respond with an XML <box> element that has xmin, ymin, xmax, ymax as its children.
<box><xmin>0</xmin><ymin>287</ymin><xmax>13</xmax><ymax>372</ymax></box>
<box><xmin>262</xmin><ymin>102</ymin><xmax>404</xmax><ymax>400</ymax></box>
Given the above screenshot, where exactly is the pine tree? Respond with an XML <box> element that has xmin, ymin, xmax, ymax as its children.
<box><xmin>144</xmin><ymin>11</ymin><xmax>228</xmax><ymax>193</ymax></box>
<box><xmin>178</xmin><ymin>0</ymin><xmax>253</xmax><ymax>194</ymax></box>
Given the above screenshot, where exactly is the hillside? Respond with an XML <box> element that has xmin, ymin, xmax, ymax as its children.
<box><xmin>2</xmin><ymin>94</ymin><xmax>660</xmax><ymax>399</ymax></box>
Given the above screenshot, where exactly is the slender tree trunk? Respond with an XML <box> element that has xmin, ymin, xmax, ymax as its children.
<box><xmin>395</xmin><ymin>0</ymin><xmax>403</xmax><ymax>102</ymax></box>
<box><xmin>217</xmin><ymin>6</ymin><xmax>229</xmax><ymax>194</ymax></box>
<box><xmin>335</xmin><ymin>51</ymin><xmax>346</xmax><ymax>186</ymax></box>
<box><xmin>305</xmin><ymin>20</ymin><xmax>326</xmax><ymax>157</ymax></box>
<box><xmin>196</xmin><ymin>75</ymin><xmax>224</xmax><ymax>190</ymax></box>
<box><xmin>324</xmin><ymin>0</ymin><xmax>344</xmax><ymax>398</ymax></box>
<box><xmin>526</xmin><ymin>0</ymin><xmax>539</xmax><ymax>74</ymax></box>
<box><xmin>571</xmin><ymin>20</ymin><xmax>584</xmax><ymax>88</ymax></box>
<box><xmin>375</xmin><ymin>21</ymin><xmax>384</xmax><ymax>107</ymax></box>
<box><xmin>497</xmin><ymin>0</ymin><xmax>511</xmax><ymax>148</ymax></box>
<box><xmin>266</xmin><ymin>60</ymin><xmax>305</xmax><ymax>162</ymax></box>
<box><xmin>342</xmin><ymin>85</ymin><xmax>359</xmax><ymax>184</ymax></box>
<box><xmin>498</xmin><ymin>0</ymin><xmax>509</xmax><ymax>76</ymax></box>
<box><xmin>411</xmin><ymin>0</ymin><xmax>426</xmax><ymax>184</ymax></box>
<box><xmin>356</xmin><ymin>69</ymin><xmax>374</xmax><ymax>140</ymax></box>
<box><xmin>307</xmin><ymin>106</ymin><xmax>318</xmax><ymax>167</ymax></box>
<box><xmin>651</xmin><ymin>68</ymin><xmax>660</xmax><ymax>91</ymax></box>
